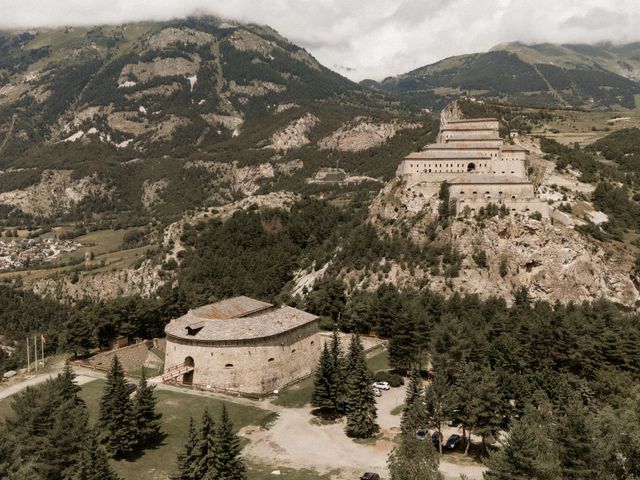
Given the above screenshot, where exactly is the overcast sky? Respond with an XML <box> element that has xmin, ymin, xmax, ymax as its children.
<box><xmin>0</xmin><ymin>0</ymin><xmax>638</xmax><ymax>80</ymax></box>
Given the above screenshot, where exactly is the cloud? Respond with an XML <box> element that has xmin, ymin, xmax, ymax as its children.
<box><xmin>0</xmin><ymin>0</ymin><xmax>638</xmax><ymax>80</ymax></box>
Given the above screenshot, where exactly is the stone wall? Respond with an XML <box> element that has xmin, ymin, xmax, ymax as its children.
<box><xmin>397</xmin><ymin>159</ymin><xmax>493</xmax><ymax>178</ymax></box>
<box><xmin>456</xmin><ymin>198</ymin><xmax>550</xmax><ymax>217</ymax></box>
<box><xmin>451</xmin><ymin>182</ymin><xmax>535</xmax><ymax>200</ymax></box>
<box><xmin>164</xmin><ymin>322</ymin><xmax>322</xmax><ymax>395</ymax></box>
<box><xmin>86</xmin><ymin>342</ymin><xmax>149</xmax><ymax>373</ymax></box>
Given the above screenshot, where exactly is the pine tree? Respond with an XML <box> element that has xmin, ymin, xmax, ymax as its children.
<box><xmin>312</xmin><ymin>343</ymin><xmax>337</xmax><ymax>414</ymax></box>
<box><xmin>400</xmin><ymin>370</ymin><xmax>426</xmax><ymax>435</ymax></box>
<box><xmin>388</xmin><ymin>433</ymin><xmax>443</xmax><ymax>480</ymax></box>
<box><xmin>73</xmin><ymin>429</ymin><xmax>120</xmax><ymax>480</ymax></box>
<box><xmin>213</xmin><ymin>404</ymin><xmax>246</xmax><ymax>480</ymax></box>
<box><xmin>49</xmin><ymin>397</ymin><xmax>91</xmax><ymax>479</ymax></box>
<box><xmin>98</xmin><ymin>356</ymin><xmax>137</xmax><ymax>458</ymax></box>
<box><xmin>330</xmin><ymin>331</ymin><xmax>348</xmax><ymax>414</ymax></box>
<box><xmin>484</xmin><ymin>407</ymin><xmax>561</xmax><ymax>480</ymax></box>
<box><xmin>133</xmin><ymin>370</ymin><xmax>162</xmax><ymax>446</ymax></box>
<box><xmin>192</xmin><ymin>409</ymin><xmax>216</xmax><ymax>480</ymax></box>
<box><xmin>57</xmin><ymin>362</ymin><xmax>82</xmax><ymax>403</ymax></box>
<box><xmin>424</xmin><ymin>374</ymin><xmax>450</xmax><ymax>455</ymax></box>
<box><xmin>388</xmin><ymin>312</ymin><xmax>416</xmax><ymax>372</ymax></box>
<box><xmin>172</xmin><ymin>417</ymin><xmax>198</xmax><ymax>480</ymax></box>
<box><xmin>345</xmin><ymin>335</ymin><xmax>379</xmax><ymax>438</ymax></box>
<box><xmin>555</xmin><ymin>396</ymin><xmax>603</xmax><ymax>480</ymax></box>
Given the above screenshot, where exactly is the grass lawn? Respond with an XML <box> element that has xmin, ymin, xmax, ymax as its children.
<box><xmin>272</xmin><ymin>348</ymin><xmax>390</xmax><ymax>409</ymax></box>
<box><xmin>75</xmin><ymin>379</ymin><xmax>277</xmax><ymax>479</ymax></box>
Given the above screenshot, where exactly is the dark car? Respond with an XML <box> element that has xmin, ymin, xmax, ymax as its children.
<box><xmin>360</xmin><ymin>473</ymin><xmax>380</xmax><ymax>480</ymax></box>
<box><xmin>444</xmin><ymin>434</ymin><xmax>462</xmax><ymax>451</ymax></box>
<box><xmin>415</xmin><ymin>429</ymin><xmax>428</xmax><ymax>441</ymax></box>
<box><xmin>431</xmin><ymin>431</ymin><xmax>442</xmax><ymax>449</ymax></box>
<box><xmin>125</xmin><ymin>383</ymin><xmax>137</xmax><ymax>395</ymax></box>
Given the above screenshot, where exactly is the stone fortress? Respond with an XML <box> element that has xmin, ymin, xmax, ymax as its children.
<box><xmin>396</xmin><ymin>108</ymin><xmax>549</xmax><ymax>217</ymax></box>
<box><xmin>163</xmin><ymin>296</ymin><xmax>321</xmax><ymax>395</ymax></box>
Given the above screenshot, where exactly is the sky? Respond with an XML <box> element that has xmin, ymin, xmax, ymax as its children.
<box><xmin>0</xmin><ymin>0</ymin><xmax>639</xmax><ymax>81</ymax></box>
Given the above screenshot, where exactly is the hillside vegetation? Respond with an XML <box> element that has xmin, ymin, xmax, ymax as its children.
<box><xmin>373</xmin><ymin>42</ymin><xmax>640</xmax><ymax>111</ymax></box>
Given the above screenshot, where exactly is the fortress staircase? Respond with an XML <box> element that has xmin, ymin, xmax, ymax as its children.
<box><xmin>161</xmin><ymin>362</ymin><xmax>194</xmax><ymax>382</ymax></box>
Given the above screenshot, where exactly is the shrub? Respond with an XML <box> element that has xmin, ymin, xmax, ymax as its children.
<box><xmin>374</xmin><ymin>370</ymin><xmax>405</xmax><ymax>387</ymax></box>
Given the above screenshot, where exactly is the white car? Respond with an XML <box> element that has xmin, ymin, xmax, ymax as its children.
<box><xmin>372</xmin><ymin>381</ymin><xmax>391</xmax><ymax>390</ymax></box>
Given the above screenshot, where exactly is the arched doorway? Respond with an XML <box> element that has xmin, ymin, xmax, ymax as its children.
<box><xmin>467</xmin><ymin>162</ymin><xmax>476</xmax><ymax>172</ymax></box>
<box><xmin>183</xmin><ymin>356</ymin><xmax>194</xmax><ymax>385</ymax></box>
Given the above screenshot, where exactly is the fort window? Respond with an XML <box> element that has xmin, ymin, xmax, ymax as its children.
<box><xmin>225</xmin><ymin>363</ymin><xmax>234</xmax><ymax>368</ymax></box>
<box><xmin>467</xmin><ymin>162</ymin><xmax>476</xmax><ymax>172</ymax></box>
<box><xmin>268</xmin><ymin>358</ymin><xmax>275</xmax><ymax>362</ymax></box>
<box><xmin>511</xmin><ymin>195</ymin><xmax>516</xmax><ymax>199</ymax></box>
<box><xmin>291</xmin><ymin>349</ymin><xmax>296</xmax><ymax>353</ymax></box>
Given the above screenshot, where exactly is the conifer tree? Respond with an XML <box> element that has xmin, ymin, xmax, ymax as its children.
<box><xmin>400</xmin><ymin>370</ymin><xmax>426</xmax><ymax>435</ymax></box>
<box><xmin>484</xmin><ymin>407</ymin><xmax>561</xmax><ymax>480</ymax></box>
<box><xmin>389</xmin><ymin>313</ymin><xmax>416</xmax><ymax>372</ymax></box>
<box><xmin>58</xmin><ymin>362</ymin><xmax>82</xmax><ymax>403</ymax></box>
<box><xmin>133</xmin><ymin>370</ymin><xmax>162</xmax><ymax>446</ymax></box>
<box><xmin>312</xmin><ymin>343</ymin><xmax>337</xmax><ymax>413</ymax></box>
<box><xmin>173</xmin><ymin>417</ymin><xmax>198</xmax><ymax>480</ymax></box>
<box><xmin>98</xmin><ymin>356</ymin><xmax>137</xmax><ymax>458</ymax></box>
<box><xmin>388</xmin><ymin>433</ymin><xmax>443</xmax><ymax>480</ymax></box>
<box><xmin>73</xmin><ymin>429</ymin><xmax>120</xmax><ymax>480</ymax></box>
<box><xmin>192</xmin><ymin>409</ymin><xmax>216</xmax><ymax>480</ymax></box>
<box><xmin>213</xmin><ymin>404</ymin><xmax>246</xmax><ymax>480</ymax></box>
<box><xmin>330</xmin><ymin>330</ymin><xmax>348</xmax><ymax>414</ymax></box>
<box><xmin>345</xmin><ymin>335</ymin><xmax>379</xmax><ymax>438</ymax></box>
<box><xmin>424</xmin><ymin>374</ymin><xmax>450</xmax><ymax>455</ymax></box>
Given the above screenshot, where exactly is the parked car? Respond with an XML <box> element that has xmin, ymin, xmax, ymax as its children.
<box><xmin>360</xmin><ymin>473</ymin><xmax>380</xmax><ymax>480</ymax></box>
<box><xmin>415</xmin><ymin>429</ymin><xmax>428</xmax><ymax>441</ymax></box>
<box><xmin>444</xmin><ymin>434</ymin><xmax>462</xmax><ymax>451</ymax></box>
<box><xmin>372</xmin><ymin>387</ymin><xmax>382</xmax><ymax>397</ymax></box>
<box><xmin>372</xmin><ymin>381</ymin><xmax>391</xmax><ymax>390</ymax></box>
<box><xmin>431</xmin><ymin>431</ymin><xmax>441</xmax><ymax>449</ymax></box>
<box><xmin>125</xmin><ymin>383</ymin><xmax>137</xmax><ymax>396</ymax></box>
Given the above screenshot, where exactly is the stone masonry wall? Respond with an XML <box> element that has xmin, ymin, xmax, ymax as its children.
<box><xmin>164</xmin><ymin>322</ymin><xmax>322</xmax><ymax>395</ymax></box>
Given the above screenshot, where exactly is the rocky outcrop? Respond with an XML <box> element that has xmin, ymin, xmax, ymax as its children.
<box><xmin>118</xmin><ymin>56</ymin><xmax>200</xmax><ymax>86</ymax></box>
<box><xmin>318</xmin><ymin>118</ymin><xmax>420</xmax><ymax>152</ymax></box>
<box><xmin>142</xmin><ymin>179</ymin><xmax>169</xmax><ymax>208</ymax></box>
<box><xmin>32</xmin><ymin>259</ymin><xmax>165</xmax><ymax>301</ymax></box>
<box><xmin>365</xmin><ymin>179</ymin><xmax>638</xmax><ymax>306</ymax></box>
<box><xmin>148</xmin><ymin>27</ymin><xmax>215</xmax><ymax>49</ymax></box>
<box><xmin>0</xmin><ymin>170</ymin><xmax>110</xmax><ymax>217</ymax></box>
<box><xmin>267</xmin><ymin>113</ymin><xmax>319</xmax><ymax>151</ymax></box>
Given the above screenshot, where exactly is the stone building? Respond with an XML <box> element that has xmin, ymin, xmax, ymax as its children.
<box><xmin>396</xmin><ymin>112</ymin><xmax>548</xmax><ymax>217</ymax></box>
<box><xmin>163</xmin><ymin>296</ymin><xmax>321</xmax><ymax>395</ymax></box>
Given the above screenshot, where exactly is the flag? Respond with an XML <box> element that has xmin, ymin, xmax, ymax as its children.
<box><xmin>41</xmin><ymin>334</ymin><xmax>46</xmax><ymax>345</ymax></box>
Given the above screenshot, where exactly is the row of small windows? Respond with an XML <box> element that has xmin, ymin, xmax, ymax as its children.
<box><xmin>220</xmin><ymin>340</ymin><xmax>314</xmax><ymax>368</ymax></box>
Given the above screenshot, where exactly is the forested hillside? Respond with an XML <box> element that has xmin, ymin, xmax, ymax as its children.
<box><xmin>373</xmin><ymin>42</ymin><xmax>640</xmax><ymax>111</ymax></box>
<box><xmin>0</xmin><ymin>17</ymin><xmax>433</xmax><ymax>226</ymax></box>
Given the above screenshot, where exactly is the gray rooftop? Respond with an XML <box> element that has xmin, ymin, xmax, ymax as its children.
<box><xmin>405</xmin><ymin>150</ymin><xmax>492</xmax><ymax>160</ymax></box>
<box><xmin>165</xmin><ymin>296</ymin><xmax>318</xmax><ymax>341</ymax></box>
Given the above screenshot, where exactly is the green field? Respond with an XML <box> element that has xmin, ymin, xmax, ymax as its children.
<box><xmin>77</xmin><ymin>379</ymin><xmax>278</xmax><ymax>479</ymax></box>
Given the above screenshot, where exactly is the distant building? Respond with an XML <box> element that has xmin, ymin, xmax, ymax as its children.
<box><xmin>396</xmin><ymin>114</ymin><xmax>548</xmax><ymax>217</ymax></box>
<box><xmin>163</xmin><ymin>296</ymin><xmax>321</xmax><ymax>395</ymax></box>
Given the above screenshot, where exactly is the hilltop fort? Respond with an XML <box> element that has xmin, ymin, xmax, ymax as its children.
<box><xmin>396</xmin><ymin>108</ymin><xmax>548</xmax><ymax>217</ymax></box>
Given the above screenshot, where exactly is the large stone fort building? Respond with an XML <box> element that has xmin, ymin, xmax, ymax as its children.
<box><xmin>163</xmin><ymin>296</ymin><xmax>321</xmax><ymax>395</ymax></box>
<box><xmin>396</xmin><ymin>114</ymin><xmax>548</xmax><ymax>216</ymax></box>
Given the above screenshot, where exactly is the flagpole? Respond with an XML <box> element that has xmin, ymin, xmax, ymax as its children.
<box><xmin>34</xmin><ymin>336</ymin><xmax>37</xmax><ymax>372</ymax></box>
<box><xmin>41</xmin><ymin>335</ymin><xmax>45</xmax><ymax>367</ymax></box>
<box><xmin>26</xmin><ymin>337</ymin><xmax>30</xmax><ymax>374</ymax></box>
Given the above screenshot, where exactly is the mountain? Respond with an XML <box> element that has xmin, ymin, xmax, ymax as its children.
<box><xmin>0</xmin><ymin>17</ymin><xmax>433</xmax><ymax>225</ymax></box>
<box><xmin>374</xmin><ymin>42</ymin><xmax>640</xmax><ymax>111</ymax></box>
